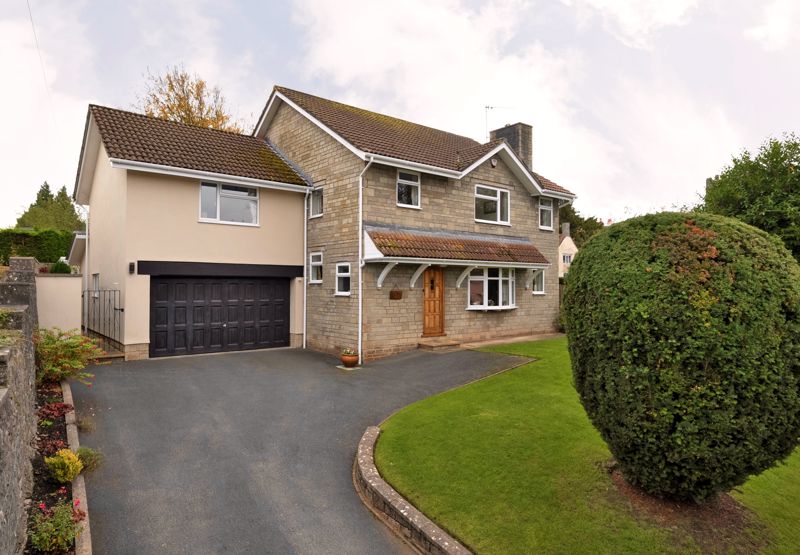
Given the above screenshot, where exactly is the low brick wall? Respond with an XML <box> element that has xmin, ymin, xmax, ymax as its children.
<box><xmin>354</xmin><ymin>426</ymin><xmax>472</xmax><ymax>555</ymax></box>
<box><xmin>0</xmin><ymin>258</ymin><xmax>39</xmax><ymax>554</ymax></box>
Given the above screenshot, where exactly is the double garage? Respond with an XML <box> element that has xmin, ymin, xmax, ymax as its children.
<box><xmin>139</xmin><ymin>262</ymin><xmax>302</xmax><ymax>358</ymax></box>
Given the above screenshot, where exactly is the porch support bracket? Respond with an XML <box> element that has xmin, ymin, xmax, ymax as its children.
<box><xmin>526</xmin><ymin>269</ymin><xmax>543</xmax><ymax>290</ymax></box>
<box><xmin>409</xmin><ymin>264</ymin><xmax>431</xmax><ymax>289</ymax></box>
<box><xmin>456</xmin><ymin>266</ymin><xmax>477</xmax><ymax>289</ymax></box>
<box><xmin>376</xmin><ymin>262</ymin><xmax>398</xmax><ymax>289</ymax></box>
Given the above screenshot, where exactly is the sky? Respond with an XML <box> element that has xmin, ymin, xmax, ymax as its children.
<box><xmin>1</xmin><ymin>0</ymin><xmax>799</xmax><ymax>227</ymax></box>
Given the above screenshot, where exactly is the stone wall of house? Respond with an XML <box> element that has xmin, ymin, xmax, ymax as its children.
<box><xmin>265</xmin><ymin>102</ymin><xmax>365</xmax><ymax>355</ymax></box>
<box><xmin>0</xmin><ymin>258</ymin><xmax>39</xmax><ymax>555</ymax></box>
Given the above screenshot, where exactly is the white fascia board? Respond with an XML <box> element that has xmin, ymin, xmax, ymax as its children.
<box><xmin>74</xmin><ymin>115</ymin><xmax>101</xmax><ymax>205</ymax></box>
<box><xmin>363</xmin><ymin>255</ymin><xmax>549</xmax><ymax>269</ymax></box>
<box><xmin>67</xmin><ymin>234</ymin><xmax>86</xmax><ymax>265</ymax></box>
<box><xmin>262</xmin><ymin>91</ymin><xmax>366</xmax><ymax>160</ymax></box>
<box><xmin>108</xmin><ymin>158</ymin><xmax>309</xmax><ymax>193</ymax></box>
<box><xmin>367</xmin><ymin>154</ymin><xmax>460</xmax><ymax>178</ymax></box>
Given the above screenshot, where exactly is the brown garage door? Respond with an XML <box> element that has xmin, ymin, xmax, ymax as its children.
<box><xmin>149</xmin><ymin>277</ymin><xmax>290</xmax><ymax>357</ymax></box>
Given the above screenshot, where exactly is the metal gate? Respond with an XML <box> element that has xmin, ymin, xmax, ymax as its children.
<box><xmin>82</xmin><ymin>289</ymin><xmax>123</xmax><ymax>351</ymax></box>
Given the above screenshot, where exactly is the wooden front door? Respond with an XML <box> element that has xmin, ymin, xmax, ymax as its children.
<box><xmin>422</xmin><ymin>267</ymin><xmax>445</xmax><ymax>337</ymax></box>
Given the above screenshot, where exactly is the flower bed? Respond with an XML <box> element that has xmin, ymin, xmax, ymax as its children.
<box><xmin>25</xmin><ymin>382</ymin><xmax>86</xmax><ymax>554</ymax></box>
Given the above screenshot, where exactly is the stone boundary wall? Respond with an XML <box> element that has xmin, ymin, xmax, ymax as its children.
<box><xmin>0</xmin><ymin>258</ymin><xmax>39</xmax><ymax>554</ymax></box>
<box><xmin>354</xmin><ymin>426</ymin><xmax>472</xmax><ymax>555</ymax></box>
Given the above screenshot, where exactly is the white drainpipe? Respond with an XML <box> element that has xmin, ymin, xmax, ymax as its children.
<box><xmin>357</xmin><ymin>156</ymin><xmax>375</xmax><ymax>365</ymax></box>
<box><xmin>303</xmin><ymin>188</ymin><xmax>309</xmax><ymax>349</ymax></box>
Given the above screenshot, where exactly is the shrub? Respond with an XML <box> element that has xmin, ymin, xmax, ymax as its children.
<box><xmin>50</xmin><ymin>260</ymin><xmax>72</xmax><ymax>274</ymax></box>
<box><xmin>0</xmin><ymin>228</ymin><xmax>73</xmax><ymax>264</ymax></box>
<box><xmin>29</xmin><ymin>501</ymin><xmax>85</xmax><ymax>552</ymax></box>
<box><xmin>34</xmin><ymin>328</ymin><xmax>102</xmax><ymax>385</ymax></box>
<box><xmin>76</xmin><ymin>446</ymin><xmax>104</xmax><ymax>472</ymax></box>
<box><xmin>38</xmin><ymin>437</ymin><xmax>68</xmax><ymax>456</ymax></box>
<box><xmin>562</xmin><ymin>212</ymin><xmax>800</xmax><ymax>501</ymax></box>
<box><xmin>38</xmin><ymin>402</ymin><xmax>74</xmax><ymax>420</ymax></box>
<box><xmin>45</xmin><ymin>449</ymin><xmax>83</xmax><ymax>483</ymax></box>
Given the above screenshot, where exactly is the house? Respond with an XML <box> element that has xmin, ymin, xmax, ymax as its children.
<box><xmin>558</xmin><ymin>222</ymin><xmax>578</xmax><ymax>277</ymax></box>
<box><xmin>70</xmin><ymin>87</ymin><xmax>575</xmax><ymax>362</ymax></box>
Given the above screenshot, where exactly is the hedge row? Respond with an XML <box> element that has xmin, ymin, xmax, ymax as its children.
<box><xmin>0</xmin><ymin>229</ymin><xmax>74</xmax><ymax>265</ymax></box>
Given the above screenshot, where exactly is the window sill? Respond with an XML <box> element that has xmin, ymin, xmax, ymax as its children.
<box><xmin>198</xmin><ymin>219</ymin><xmax>260</xmax><ymax>228</ymax></box>
<box><xmin>334</xmin><ymin>292</ymin><xmax>351</xmax><ymax>297</ymax></box>
<box><xmin>309</xmin><ymin>213</ymin><xmax>324</xmax><ymax>220</ymax></box>
<box><xmin>397</xmin><ymin>203</ymin><xmax>421</xmax><ymax>210</ymax></box>
<box><xmin>467</xmin><ymin>305</ymin><xmax>517</xmax><ymax>311</ymax></box>
<box><xmin>308</xmin><ymin>280</ymin><xmax>322</xmax><ymax>285</ymax></box>
<box><xmin>474</xmin><ymin>219</ymin><xmax>511</xmax><ymax>227</ymax></box>
<box><xmin>538</xmin><ymin>226</ymin><xmax>554</xmax><ymax>232</ymax></box>
<box><xmin>532</xmin><ymin>291</ymin><xmax>546</xmax><ymax>296</ymax></box>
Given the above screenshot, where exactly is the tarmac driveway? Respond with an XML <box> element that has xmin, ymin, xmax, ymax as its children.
<box><xmin>71</xmin><ymin>347</ymin><xmax>526</xmax><ymax>554</ymax></box>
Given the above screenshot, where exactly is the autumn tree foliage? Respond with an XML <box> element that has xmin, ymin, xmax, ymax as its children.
<box><xmin>137</xmin><ymin>65</ymin><xmax>243</xmax><ymax>133</ymax></box>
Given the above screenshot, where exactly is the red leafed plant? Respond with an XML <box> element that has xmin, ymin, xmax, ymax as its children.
<box><xmin>38</xmin><ymin>402</ymin><xmax>74</xmax><ymax>420</ymax></box>
<box><xmin>38</xmin><ymin>437</ymin><xmax>68</xmax><ymax>456</ymax></box>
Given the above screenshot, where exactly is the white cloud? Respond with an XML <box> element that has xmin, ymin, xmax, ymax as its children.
<box><xmin>562</xmin><ymin>0</ymin><xmax>699</xmax><ymax>49</ymax></box>
<box><xmin>744</xmin><ymin>0</ymin><xmax>800</xmax><ymax>51</ymax></box>
<box><xmin>0</xmin><ymin>9</ymin><xmax>93</xmax><ymax>228</ymax></box>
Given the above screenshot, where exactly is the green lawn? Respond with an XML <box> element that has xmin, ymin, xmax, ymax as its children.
<box><xmin>374</xmin><ymin>337</ymin><xmax>800</xmax><ymax>554</ymax></box>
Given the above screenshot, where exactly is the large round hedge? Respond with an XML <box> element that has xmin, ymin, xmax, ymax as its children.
<box><xmin>563</xmin><ymin>212</ymin><xmax>800</xmax><ymax>501</ymax></box>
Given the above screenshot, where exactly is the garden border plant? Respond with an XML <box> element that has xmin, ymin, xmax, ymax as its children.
<box><xmin>562</xmin><ymin>212</ymin><xmax>800</xmax><ymax>501</ymax></box>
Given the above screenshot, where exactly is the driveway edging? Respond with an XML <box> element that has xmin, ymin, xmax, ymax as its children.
<box><xmin>61</xmin><ymin>380</ymin><xmax>92</xmax><ymax>555</ymax></box>
<box><xmin>354</xmin><ymin>426</ymin><xmax>472</xmax><ymax>555</ymax></box>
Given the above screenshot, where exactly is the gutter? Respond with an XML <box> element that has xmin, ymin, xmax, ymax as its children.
<box><xmin>357</xmin><ymin>156</ymin><xmax>375</xmax><ymax>366</ymax></box>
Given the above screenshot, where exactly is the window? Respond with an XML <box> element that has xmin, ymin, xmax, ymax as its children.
<box><xmin>335</xmin><ymin>263</ymin><xmax>351</xmax><ymax>296</ymax></box>
<box><xmin>562</xmin><ymin>254</ymin><xmax>572</xmax><ymax>264</ymax></box>
<box><xmin>539</xmin><ymin>198</ymin><xmax>553</xmax><ymax>230</ymax></box>
<box><xmin>532</xmin><ymin>270</ymin><xmax>545</xmax><ymax>295</ymax></box>
<box><xmin>468</xmin><ymin>268</ymin><xmax>515</xmax><ymax>309</ymax></box>
<box><xmin>310</xmin><ymin>188</ymin><xmax>324</xmax><ymax>218</ymax></box>
<box><xmin>396</xmin><ymin>170</ymin><xmax>420</xmax><ymax>208</ymax></box>
<box><xmin>200</xmin><ymin>182</ymin><xmax>259</xmax><ymax>225</ymax></box>
<box><xmin>309</xmin><ymin>252</ymin><xmax>323</xmax><ymax>283</ymax></box>
<box><xmin>475</xmin><ymin>185</ymin><xmax>510</xmax><ymax>225</ymax></box>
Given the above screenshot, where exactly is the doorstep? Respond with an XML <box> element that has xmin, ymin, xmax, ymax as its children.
<box><xmin>418</xmin><ymin>337</ymin><xmax>461</xmax><ymax>352</ymax></box>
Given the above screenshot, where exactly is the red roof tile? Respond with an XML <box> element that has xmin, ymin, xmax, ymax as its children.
<box><xmin>366</xmin><ymin>224</ymin><xmax>549</xmax><ymax>265</ymax></box>
<box><xmin>90</xmin><ymin>105</ymin><xmax>306</xmax><ymax>185</ymax></box>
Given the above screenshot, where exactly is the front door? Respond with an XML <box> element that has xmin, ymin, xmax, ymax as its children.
<box><xmin>422</xmin><ymin>267</ymin><xmax>445</xmax><ymax>337</ymax></box>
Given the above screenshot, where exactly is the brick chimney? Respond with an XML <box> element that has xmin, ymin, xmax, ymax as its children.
<box><xmin>490</xmin><ymin>122</ymin><xmax>533</xmax><ymax>168</ymax></box>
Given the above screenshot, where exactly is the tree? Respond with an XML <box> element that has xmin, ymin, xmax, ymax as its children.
<box><xmin>704</xmin><ymin>134</ymin><xmax>800</xmax><ymax>260</ymax></box>
<box><xmin>137</xmin><ymin>65</ymin><xmax>243</xmax><ymax>132</ymax></box>
<box><xmin>16</xmin><ymin>183</ymin><xmax>84</xmax><ymax>232</ymax></box>
<box><xmin>559</xmin><ymin>204</ymin><xmax>604</xmax><ymax>248</ymax></box>
<box><xmin>563</xmin><ymin>212</ymin><xmax>800</xmax><ymax>501</ymax></box>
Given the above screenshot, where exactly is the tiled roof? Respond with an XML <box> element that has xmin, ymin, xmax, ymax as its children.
<box><xmin>365</xmin><ymin>223</ymin><xmax>549</xmax><ymax>265</ymax></box>
<box><xmin>274</xmin><ymin>87</ymin><xmax>573</xmax><ymax>196</ymax></box>
<box><xmin>89</xmin><ymin>105</ymin><xmax>307</xmax><ymax>186</ymax></box>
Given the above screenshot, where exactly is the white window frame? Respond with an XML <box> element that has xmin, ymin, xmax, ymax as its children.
<box><xmin>532</xmin><ymin>270</ymin><xmax>545</xmax><ymax>295</ymax></box>
<box><xmin>199</xmin><ymin>182</ymin><xmax>260</xmax><ymax>227</ymax></box>
<box><xmin>474</xmin><ymin>184</ymin><xmax>511</xmax><ymax>226</ymax></box>
<box><xmin>562</xmin><ymin>254</ymin><xmax>572</xmax><ymax>264</ymax></box>
<box><xmin>309</xmin><ymin>252</ymin><xmax>323</xmax><ymax>284</ymax></box>
<box><xmin>91</xmin><ymin>273</ymin><xmax>99</xmax><ymax>298</ymax></box>
<box><xmin>467</xmin><ymin>268</ymin><xmax>516</xmax><ymax>310</ymax></box>
<box><xmin>310</xmin><ymin>187</ymin><xmax>324</xmax><ymax>219</ymax></box>
<box><xmin>396</xmin><ymin>170</ymin><xmax>421</xmax><ymax>209</ymax></box>
<box><xmin>539</xmin><ymin>198</ymin><xmax>554</xmax><ymax>231</ymax></box>
<box><xmin>335</xmin><ymin>262</ymin><xmax>351</xmax><ymax>296</ymax></box>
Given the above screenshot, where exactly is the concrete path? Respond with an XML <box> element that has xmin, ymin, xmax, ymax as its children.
<box><xmin>71</xmin><ymin>347</ymin><xmax>526</xmax><ymax>554</ymax></box>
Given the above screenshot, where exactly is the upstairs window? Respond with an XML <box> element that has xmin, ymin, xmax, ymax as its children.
<box><xmin>468</xmin><ymin>268</ymin><xmax>515</xmax><ymax>310</ymax></box>
<box><xmin>475</xmin><ymin>185</ymin><xmax>510</xmax><ymax>225</ymax></box>
<box><xmin>310</xmin><ymin>188</ymin><xmax>324</xmax><ymax>218</ymax></box>
<box><xmin>562</xmin><ymin>254</ymin><xmax>572</xmax><ymax>264</ymax></box>
<box><xmin>397</xmin><ymin>170</ymin><xmax>420</xmax><ymax>208</ymax></box>
<box><xmin>335</xmin><ymin>263</ymin><xmax>351</xmax><ymax>296</ymax></box>
<box><xmin>539</xmin><ymin>198</ymin><xmax>553</xmax><ymax>230</ymax></box>
<box><xmin>200</xmin><ymin>182</ymin><xmax>258</xmax><ymax>225</ymax></box>
<box><xmin>309</xmin><ymin>252</ymin><xmax>323</xmax><ymax>283</ymax></box>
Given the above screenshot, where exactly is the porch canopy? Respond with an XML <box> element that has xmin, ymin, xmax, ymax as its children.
<box><xmin>363</xmin><ymin>222</ymin><xmax>550</xmax><ymax>289</ymax></box>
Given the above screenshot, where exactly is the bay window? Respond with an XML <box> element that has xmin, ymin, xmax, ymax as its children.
<box><xmin>468</xmin><ymin>268</ymin><xmax>516</xmax><ymax>310</ymax></box>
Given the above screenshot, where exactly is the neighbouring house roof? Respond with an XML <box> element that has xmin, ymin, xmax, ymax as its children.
<box><xmin>364</xmin><ymin>223</ymin><xmax>549</xmax><ymax>265</ymax></box>
<box><xmin>257</xmin><ymin>86</ymin><xmax>574</xmax><ymax>198</ymax></box>
<box><xmin>86</xmin><ymin>105</ymin><xmax>307</xmax><ymax>186</ymax></box>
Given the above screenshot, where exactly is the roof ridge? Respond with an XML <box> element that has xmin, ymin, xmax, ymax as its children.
<box><xmin>274</xmin><ymin>86</ymin><xmax>482</xmax><ymax>147</ymax></box>
<box><xmin>88</xmin><ymin>104</ymin><xmax>251</xmax><ymax>139</ymax></box>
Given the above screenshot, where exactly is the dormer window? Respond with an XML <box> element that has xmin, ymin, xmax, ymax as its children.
<box><xmin>397</xmin><ymin>170</ymin><xmax>420</xmax><ymax>209</ymax></box>
<box><xmin>475</xmin><ymin>185</ymin><xmax>510</xmax><ymax>225</ymax></box>
<box><xmin>539</xmin><ymin>198</ymin><xmax>553</xmax><ymax>230</ymax></box>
